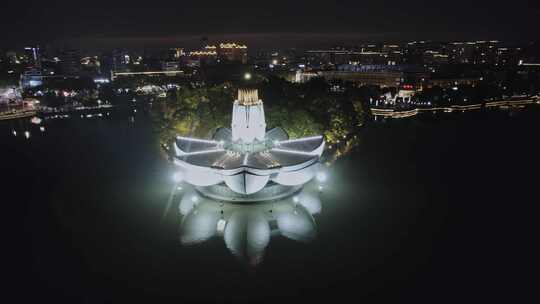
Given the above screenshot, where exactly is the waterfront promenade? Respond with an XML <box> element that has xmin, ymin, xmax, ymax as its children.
<box><xmin>371</xmin><ymin>96</ymin><xmax>540</xmax><ymax>119</ymax></box>
<box><xmin>0</xmin><ymin>104</ymin><xmax>115</xmax><ymax>121</ymax></box>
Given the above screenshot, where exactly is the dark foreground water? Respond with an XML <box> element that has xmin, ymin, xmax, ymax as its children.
<box><xmin>3</xmin><ymin>108</ymin><xmax>539</xmax><ymax>303</ymax></box>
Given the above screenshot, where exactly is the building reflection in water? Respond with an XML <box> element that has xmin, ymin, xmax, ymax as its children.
<box><xmin>178</xmin><ymin>182</ymin><xmax>322</xmax><ymax>266</ymax></box>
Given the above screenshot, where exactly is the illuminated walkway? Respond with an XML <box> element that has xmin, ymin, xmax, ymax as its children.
<box><xmin>371</xmin><ymin>96</ymin><xmax>540</xmax><ymax>119</ymax></box>
<box><xmin>0</xmin><ymin>110</ymin><xmax>37</xmax><ymax>121</ymax></box>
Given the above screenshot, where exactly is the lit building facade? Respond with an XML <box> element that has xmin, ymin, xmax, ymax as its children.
<box><xmin>23</xmin><ymin>46</ymin><xmax>41</xmax><ymax>70</ymax></box>
<box><xmin>20</xmin><ymin>71</ymin><xmax>43</xmax><ymax>89</ymax></box>
<box><xmin>218</xmin><ymin>43</ymin><xmax>248</xmax><ymax>63</ymax></box>
<box><xmin>112</xmin><ymin>49</ymin><xmax>131</xmax><ymax>72</ymax></box>
<box><xmin>189</xmin><ymin>43</ymin><xmax>248</xmax><ymax>64</ymax></box>
<box><xmin>318</xmin><ymin>64</ymin><xmax>428</xmax><ymax>88</ymax></box>
<box><xmin>0</xmin><ymin>86</ymin><xmax>22</xmax><ymax>104</ymax></box>
<box><xmin>169</xmin><ymin>48</ymin><xmax>185</xmax><ymax>59</ymax></box>
<box><xmin>320</xmin><ymin>70</ymin><xmax>403</xmax><ymax>87</ymax></box>
<box><xmin>189</xmin><ymin>46</ymin><xmax>218</xmax><ymax>65</ymax></box>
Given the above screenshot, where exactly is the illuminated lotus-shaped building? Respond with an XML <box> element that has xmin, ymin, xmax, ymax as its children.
<box><xmin>173</xmin><ymin>88</ymin><xmax>325</xmax><ymax>200</ymax></box>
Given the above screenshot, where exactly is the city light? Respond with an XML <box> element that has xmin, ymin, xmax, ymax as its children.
<box><xmin>371</xmin><ymin>97</ymin><xmax>538</xmax><ymax>119</ymax></box>
<box><xmin>94</xmin><ymin>78</ymin><xmax>110</xmax><ymax>84</ymax></box>
<box><xmin>244</xmin><ymin>73</ymin><xmax>252</xmax><ymax>80</ymax></box>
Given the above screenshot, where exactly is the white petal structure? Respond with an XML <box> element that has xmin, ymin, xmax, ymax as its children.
<box><xmin>275</xmin><ymin>206</ymin><xmax>317</xmax><ymax>242</ymax></box>
<box><xmin>223</xmin><ymin>174</ymin><xmax>270</xmax><ymax>195</ymax></box>
<box><xmin>173</xmin><ymin>89</ymin><xmax>325</xmax><ymax>196</ymax></box>
<box><xmin>224</xmin><ymin>211</ymin><xmax>270</xmax><ymax>265</ymax></box>
<box><xmin>296</xmin><ymin>187</ymin><xmax>322</xmax><ymax>215</ymax></box>
<box><xmin>178</xmin><ymin>186</ymin><xmax>320</xmax><ymax>265</ymax></box>
<box><xmin>180</xmin><ymin>208</ymin><xmax>220</xmax><ymax>245</ymax></box>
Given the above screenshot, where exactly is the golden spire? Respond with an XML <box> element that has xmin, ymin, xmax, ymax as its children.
<box><xmin>237</xmin><ymin>88</ymin><xmax>260</xmax><ymax>106</ymax></box>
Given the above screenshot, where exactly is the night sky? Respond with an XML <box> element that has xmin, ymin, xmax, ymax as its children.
<box><xmin>2</xmin><ymin>0</ymin><xmax>539</xmax><ymax>49</ymax></box>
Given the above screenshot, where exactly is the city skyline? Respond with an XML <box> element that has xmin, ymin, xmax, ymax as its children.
<box><xmin>2</xmin><ymin>0</ymin><xmax>539</xmax><ymax>49</ymax></box>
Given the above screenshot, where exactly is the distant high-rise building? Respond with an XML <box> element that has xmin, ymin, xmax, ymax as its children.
<box><xmin>60</xmin><ymin>49</ymin><xmax>81</xmax><ymax>75</ymax></box>
<box><xmin>447</xmin><ymin>42</ymin><xmax>476</xmax><ymax>64</ymax></box>
<box><xmin>23</xmin><ymin>46</ymin><xmax>41</xmax><ymax>70</ymax></box>
<box><xmin>168</xmin><ymin>48</ymin><xmax>185</xmax><ymax>60</ymax></box>
<box><xmin>98</xmin><ymin>52</ymin><xmax>113</xmax><ymax>77</ymax></box>
<box><xmin>112</xmin><ymin>49</ymin><xmax>130</xmax><ymax>72</ymax></box>
<box><xmin>5</xmin><ymin>51</ymin><xmax>18</xmax><ymax>64</ymax></box>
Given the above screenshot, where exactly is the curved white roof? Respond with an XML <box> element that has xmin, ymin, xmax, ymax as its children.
<box><xmin>173</xmin><ymin>131</ymin><xmax>324</xmax><ymax>194</ymax></box>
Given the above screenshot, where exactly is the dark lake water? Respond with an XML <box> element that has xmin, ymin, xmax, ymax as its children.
<box><xmin>3</xmin><ymin>107</ymin><xmax>539</xmax><ymax>303</ymax></box>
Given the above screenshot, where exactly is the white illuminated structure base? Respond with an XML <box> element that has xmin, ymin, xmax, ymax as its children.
<box><xmin>196</xmin><ymin>183</ymin><xmax>303</xmax><ymax>202</ymax></box>
<box><xmin>178</xmin><ymin>183</ymin><xmax>321</xmax><ymax>265</ymax></box>
<box><xmin>173</xmin><ymin>89</ymin><xmax>325</xmax><ymax>198</ymax></box>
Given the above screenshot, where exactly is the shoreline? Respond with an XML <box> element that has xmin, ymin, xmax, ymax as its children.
<box><xmin>370</xmin><ymin>96</ymin><xmax>540</xmax><ymax>119</ymax></box>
